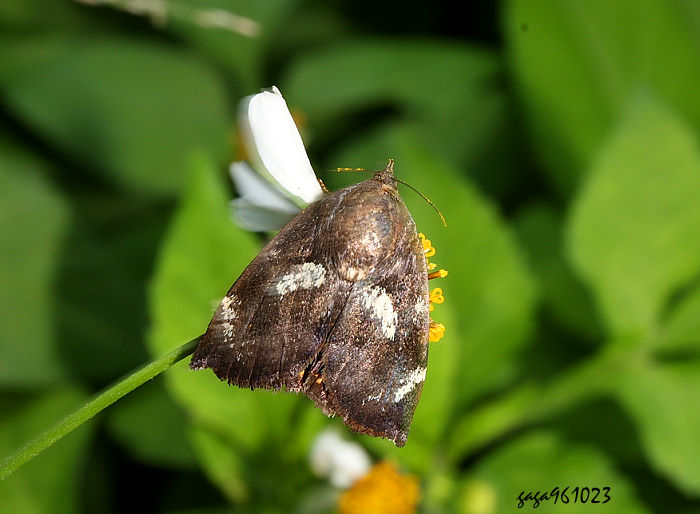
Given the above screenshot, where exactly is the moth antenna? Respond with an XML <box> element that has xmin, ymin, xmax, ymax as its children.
<box><xmin>317</xmin><ymin>178</ymin><xmax>331</xmax><ymax>193</ymax></box>
<box><xmin>391</xmin><ymin>177</ymin><xmax>447</xmax><ymax>227</ymax></box>
<box><xmin>329</xmin><ymin>164</ymin><xmax>446</xmax><ymax>227</ymax></box>
<box><xmin>331</xmin><ymin>167</ymin><xmax>374</xmax><ymax>174</ymax></box>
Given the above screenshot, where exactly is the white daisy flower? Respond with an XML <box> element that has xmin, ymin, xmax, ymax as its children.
<box><xmin>309</xmin><ymin>428</ymin><xmax>372</xmax><ymax>489</ymax></box>
<box><xmin>230</xmin><ymin>86</ymin><xmax>325</xmax><ymax>231</ymax></box>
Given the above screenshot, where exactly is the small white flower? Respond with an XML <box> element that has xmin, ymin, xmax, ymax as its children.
<box><xmin>309</xmin><ymin>428</ymin><xmax>371</xmax><ymax>489</ymax></box>
<box><xmin>230</xmin><ymin>86</ymin><xmax>325</xmax><ymax>231</ymax></box>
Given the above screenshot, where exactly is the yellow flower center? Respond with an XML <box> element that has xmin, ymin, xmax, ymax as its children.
<box><xmin>338</xmin><ymin>461</ymin><xmax>420</xmax><ymax>514</ymax></box>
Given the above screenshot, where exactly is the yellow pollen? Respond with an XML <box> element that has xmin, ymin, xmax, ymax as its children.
<box><xmin>430</xmin><ymin>288</ymin><xmax>444</xmax><ymax>305</ymax></box>
<box><xmin>419</xmin><ymin>231</ymin><xmax>446</xmax><ymax>343</ymax></box>
<box><xmin>428</xmin><ymin>269</ymin><xmax>448</xmax><ymax>280</ymax></box>
<box><xmin>418</xmin><ymin>233</ymin><xmax>436</xmax><ymax>257</ymax></box>
<box><xmin>338</xmin><ymin>461</ymin><xmax>419</xmax><ymax>514</ymax></box>
<box><xmin>429</xmin><ymin>322</ymin><xmax>445</xmax><ymax>342</ymax></box>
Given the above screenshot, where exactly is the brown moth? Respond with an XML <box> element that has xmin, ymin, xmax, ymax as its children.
<box><xmin>190</xmin><ymin>159</ymin><xmax>430</xmax><ymax>446</ymax></box>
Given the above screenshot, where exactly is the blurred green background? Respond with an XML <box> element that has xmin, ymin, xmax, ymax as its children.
<box><xmin>1</xmin><ymin>0</ymin><xmax>700</xmax><ymax>512</ymax></box>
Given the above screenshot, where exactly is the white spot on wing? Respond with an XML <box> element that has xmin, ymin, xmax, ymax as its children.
<box><xmin>274</xmin><ymin>262</ymin><xmax>326</xmax><ymax>295</ymax></box>
<box><xmin>414</xmin><ymin>296</ymin><xmax>429</xmax><ymax>315</ymax></box>
<box><xmin>221</xmin><ymin>321</ymin><xmax>234</xmax><ymax>339</ymax></box>
<box><xmin>362</xmin><ymin>392</ymin><xmax>383</xmax><ymax>405</ymax></box>
<box><xmin>361</xmin><ymin>286</ymin><xmax>397</xmax><ymax>339</ymax></box>
<box><xmin>394</xmin><ymin>367</ymin><xmax>427</xmax><ymax>403</ymax></box>
<box><xmin>220</xmin><ymin>295</ymin><xmax>239</xmax><ymax>322</ymax></box>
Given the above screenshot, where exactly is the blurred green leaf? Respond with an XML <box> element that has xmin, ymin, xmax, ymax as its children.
<box><xmin>168</xmin><ymin>0</ymin><xmax>300</xmax><ymax>91</ymax></box>
<box><xmin>616</xmin><ymin>359</ymin><xmax>700</xmax><ymax>495</ymax></box>
<box><xmin>567</xmin><ymin>96</ymin><xmax>700</xmax><ymax>338</ymax></box>
<box><xmin>504</xmin><ymin>0</ymin><xmax>700</xmax><ymax>194</ymax></box>
<box><xmin>656</xmin><ymin>281</ymin><xmax>700</xmax><ymax>352</ymax></box>
<box><xmin>55</xmin><ymin>194</ymin><xmax>168</xmax><ymax>383</ymax></box>
<box><xmin>464</xmin><ymin>431</ymin><xmax>650</xmax><ymax>513</ymax></box>
<box><xmin>550</xmin><ymin>399</ymin><xmax>644</xmax><ymax>467</ymax></box>
<box><xmin>0</xmin><ymin>142</ymin><xmax>69</xmax><ymax>387</ymax></box>
<box><xmin>515</xmin><ymin>202</ymin><xmax>601</xmax><ymax>341</ymax></box>
<box><xmin>332</xmin><ymin>123</ymin><xmax>537</xmax><ymax>447</ymax></box>
<box><xmin>107</xmin><ymin>379</ymin><xmax>196</xmax><ymax>469</ymax></box>
<box><xmin>188</xmin><ymin>419</ymin><xmax>319</xmax><ymax>511</ymax></box>
<box><xmin>0</xmin><ymin>36</ymin><xmax>229</xmax><ymax>194</ymax></box>
<box><xmin>0</xmin><ymin>0</ymin><xmax>97</xmax><ymax>30</ymax></box>
<box><xmin>283</xmin><ymin>40</ymin><xmax>522</xmax><ymax>198</ymax></box>
<box><xmin>0</xmin><ymin>388</ymin><xmax>93</xmax><ymax>514</ymax></box>
<box><xmin>285</xmin><ymin>40</ymin><xmax>498</xmax><ymax>122</ymax></box>
<box><xmin>188</xmin><ymin>424</ymin><xmax>249</xmax><ymax>504</ymax></box>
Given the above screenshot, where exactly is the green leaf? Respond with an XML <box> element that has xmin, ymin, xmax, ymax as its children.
<box><xmin>616</xmin><ymin>359</ymin><xmax>700</xmax><ymax>495</ymax></box>
<box><xmin>0</xmin><ymin>0</ymin><xmax>98</xmax><ymax>31</ymax></box>
<box><xmin>656</xmin><ymin>281</ymin><xmax>700</xmax><ymax>352</ymax></box>
<box><xmin>0</xmin><ymin>142</ymin><xmax>69</xmax><ymax>387</ymax></box>
<box><xmin>463</xmin><ymin>431</ymin><xmax>650</xmax><ymax>513</ymax></box>
<box><xmin>55</xmin><ymin>194</ymin><xmax>168</xmax><ymax>383</ymax></box>
<box><xmin>515</xmin><ymin>203</ymin><xmax>601</xmax><ymax>341</ymax></box>
<box><xmin>0</xmin><ymin>36</ymin><xmax>229</xmax><ymax>195</ymax></box>
<box><xmin>106</xmin><ymin>379</ymin><xmax>197</xmax><ymax>469</ymax></box>
<box><xmin>504</xmin><ymin>0</ymin><xmax>700</xmax><ymax>194</ymax></box>
<box><xmin>567</xmin><ymin>96</ymin><xmax>700</xmax><ymax>337</ymax></box>
<box><xmin>332</xmin><ymin>123</ymin><xmax>537</xmax><ymax>453</ymax></box>
<box><xmin>148</xmin><ymin>152</ymin><xmax>315</xmax><ymax>458</ymax></box>
<box><xmin>283</xmin><ymin>40</ymin><xmax>520</xmax><ymax>198</ymax></box>
<box><xmin>187</xmin><ymin>424</ymin><xmax>249</xmax><ymax>504</ymax></box>
<box><xmin>285</xmin><ymin>40</ymin><xmax>498</xmax><ymax>121</ymax></box>
<box><xmin>188</xmin><ymin>420</ymin><xmax>319</xmax><ymax>510</ymax></box>
<box><xmin>167</xmin><ymin>0</ymin><xmax>301</xmax><ymax>91</ymax></box>
<box><xmin>0</xmin><ymin>388</ymin><xmax>93</xmax><ymax>514</ymax></box>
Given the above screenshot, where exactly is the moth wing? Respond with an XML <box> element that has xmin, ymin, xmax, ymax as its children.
<box><xmin>190</xmin><ymin>191</ymin><xmax>351</xmax><ymax>391</ymax></box>
<box><xmin>191</xmin><ymin>172</ymin><xmax>431</xmax><ymax>447</ymax></box>
<box><xmin>317</xmin><ymin>205</ymin><xmax>430</xmax><ymax>447</ymax></box>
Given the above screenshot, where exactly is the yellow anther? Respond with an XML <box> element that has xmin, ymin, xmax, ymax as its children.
<box><xmin>429</xmin><ymin>322</ymin><xmax>445</xmax><ymax>342</ymax></box>
<box><xmin>430</xmin><ymin>288</ymin><xmax>444</xmax><ymax>305</ymax></box>
<box><xmin>419</xmin><ymin>233</ymin><xmax>436</xmax><ymax>257</ymax></box>
<box><xmin>420</xmin><ymin>232</ymin><xmax>446</xmax><ymax>342</ymax></box>
<box><xmin>428</xmin><ymin>269</ymin><xmax>448</xmax><ymax>280</ymax></box>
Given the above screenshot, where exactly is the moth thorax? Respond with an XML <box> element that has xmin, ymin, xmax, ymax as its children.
<box><xmin>330</xmin><ymin>202</ymin><xmax>397</xmax><ymax>282</ymax></box>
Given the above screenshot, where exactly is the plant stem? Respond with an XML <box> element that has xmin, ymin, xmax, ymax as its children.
<box><xmin>0</xmin><ymin>336</ymin><xmax>201</xmax><ymax>481</ymax></box>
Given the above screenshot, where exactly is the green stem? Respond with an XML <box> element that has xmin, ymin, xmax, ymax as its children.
<box><xmin>0</xmin><ymin>336</ymin><xmax>201</xmax><ymax>481</ymax></box>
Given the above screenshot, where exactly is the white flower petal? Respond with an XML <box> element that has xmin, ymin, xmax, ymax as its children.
<box><xmin>231</xmin><ymin>198</ymin><xmax>297</xmax><ymax>232</ymax></box>
<box><xmin>229</xmin><ymin>162</ymin><xmax>300</xmax><ymax>231</ymax></box>
<box><xmin>230</xmin><ymin>161</ymin><xmax>299</xmax><ymax>213</ymax></box>
<box><xmin>309</xmin><ymin>428</ymin><xmax>371</xmax><ymax>489</ymax></box>
<box><xmin>242</xmin><ymin>86</ymin><xmax>324</xmax><ymax>206</ymax></box>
